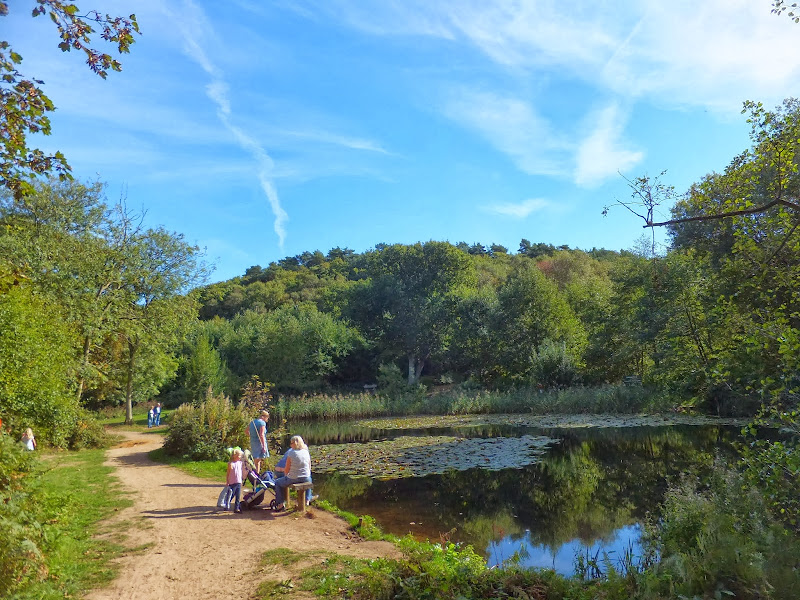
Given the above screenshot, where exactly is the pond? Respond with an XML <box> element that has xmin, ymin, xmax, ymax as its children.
<box><xmin>281</xmin><ymin>414</ymin><xmax>745</xmax><ymax>575</ymax></box>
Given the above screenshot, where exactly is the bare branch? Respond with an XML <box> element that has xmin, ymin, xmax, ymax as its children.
<box><xmin>645</xmin><ymin>198</ymin><xmax>800</xmax><ymax>228</ymax></box>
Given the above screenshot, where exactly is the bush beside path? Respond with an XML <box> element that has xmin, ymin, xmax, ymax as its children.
<box><xmin>86</xmin><ymin>430</ymin><xmax>398</xmax><ymax>600</ymax></box>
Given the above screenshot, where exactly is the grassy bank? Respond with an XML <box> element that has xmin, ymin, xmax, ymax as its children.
<box><xmin>1</xmin><ymin>441</ymin><xmax>135</xmax><ymax>600</ymax></box>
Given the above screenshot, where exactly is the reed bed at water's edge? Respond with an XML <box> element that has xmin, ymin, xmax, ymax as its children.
<box><xmin>271</xmin><ymin>384</ymin><xmax>673</xmax><ymax>422</ymax></box>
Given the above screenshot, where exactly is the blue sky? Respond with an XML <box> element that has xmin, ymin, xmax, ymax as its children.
<box><xmin>8</xmin><ymin>1</ymin><xmax>800</xmax><ymax>282</ymax></box>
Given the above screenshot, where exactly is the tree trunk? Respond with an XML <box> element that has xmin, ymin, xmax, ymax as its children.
<box><xmin>76</xmin><ymin>334</ymin><xmax>91</xmax><ymax>403</ymax></box>
<box><xmin>124</xmin><ymin>339</ymin><xmax>137</xmax><ymax>424</ymax></box>
<box><xmin>407</xmin><ymin>354</ymin><xmax>425</xmax><ymax>385</ymax></box>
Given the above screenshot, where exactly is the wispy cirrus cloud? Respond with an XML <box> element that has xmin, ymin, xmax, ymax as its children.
<box><xmin>316</xmin><ymin>0</ymin><xmax>800</xmax><ymax>111</ymax></box>
<box><xmin>443</xmin><ymin>90</ymin><xmax>641</xmax><ymax>186</ymax></box>
<box><xmin>309</xmin><ymin>0</ymin><xmax>800</xmax><ymax>188</ymax></box>
<box><xmin>281</xmin><ymin>129</ymin><xmax>391</xmax><ymax>154</ymax></box>
<box><xmin>484</xmin><ymin>198</ymin><xmax>550</xmax><ymax>218</ymax></box>
<box><xmin>444</xmin><ymin>88</ymin><xmax>571</xmax><ymax>177</ymax></box>
<box><xmin>574</xmin><ymin>103</ymin><xmax>643</xmax><ymax>187</ymax></box>
<box><xmin>598</xmin><ymin>1</ymin><xmax>800</xmax><ymax>110</ymax></box>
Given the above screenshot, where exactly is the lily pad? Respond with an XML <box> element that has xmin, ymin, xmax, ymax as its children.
<box><xmin>356</xmin><ymin>413</ymin><xmax>746</xmax><ymax>431</ymax></box>
<box><xmin>312</xmin><ymin>434</ymin><xmax>559</xmax><ymax>479</ymax></box>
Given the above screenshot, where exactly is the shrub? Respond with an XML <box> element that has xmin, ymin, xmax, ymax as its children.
<box><xmin>529</xmin><ymin>338</ymin><xmax>581</xmax><ymax>388</ymax></box>
<box><xmin>0</xmin><ymin>284</ymin><xmax>79</xmax><ymax>448</ymax></box>
<box><xmin>65</xmin><ymin>409</ymin><xmax>110</xmax><ymax>450</ymax></box>
<box><xmin>642</xmin><ymin>465</ymin><xmax>800</xmax><ymax>599</ymax></box>
<box><xmin>0</xmin><ymin>434</ymin><xmax>47</xmax><ymax>594</ymax></box>
<box><xmin>162</xmin><ymin>392</ymin><xmax>252</xmax><ymax>460</ymax></box>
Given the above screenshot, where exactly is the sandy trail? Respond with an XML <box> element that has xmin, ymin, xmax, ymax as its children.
<box><xmin>86</xmin><ymin>430</ymin><xmax>397</xmax><ymax>600</ymax></box>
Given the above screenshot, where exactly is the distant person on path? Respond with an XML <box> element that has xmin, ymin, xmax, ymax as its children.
<box><xmin>154</xmin><ymin>402</ymin><xmax>162</xmax><ymax>426</ymax></box>
<box><xmin>147</xmin><ymin>405</ymin><xmax>155</xmax><ymax>428</ymax></box>
<box><xmin>248</xmin><ymin>410</ymin><xmax>270</xmax><ymax>473</ymax></box>
<box><xmin>226</xmin><ymin>448</ymin><xmax>244</xmax><ymax>513</ymax></box>
<box><xmin>20</xmin><ymin>428</ymin><xmax>36</xmax><ymax>451</ymax></box>
<box><xmin>273</xmin><ymin>435</ymin><xmax>311</xmax><ymax>511</ymax></box>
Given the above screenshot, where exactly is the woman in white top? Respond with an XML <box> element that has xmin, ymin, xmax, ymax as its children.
<box><xmin>273</xmin><ymin>435</ymin><xmax>311</xmax><ymax>511</ymax></box>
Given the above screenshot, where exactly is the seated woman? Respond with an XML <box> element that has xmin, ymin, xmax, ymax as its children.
<box><xmin>273</xmin><ymin>435</ymin><xmax>312</xmax><ymax>511</ymax></box>
<box><xmin>274</xmin><ymin>451</ymin><xmax>314</xmax><ymax>505</ymax></box>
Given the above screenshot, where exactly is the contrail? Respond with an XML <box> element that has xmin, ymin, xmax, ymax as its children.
<box><xmin>170</xmin><ymin>1</ymin><xmax>288</xmax><ymax>248</ymax></box>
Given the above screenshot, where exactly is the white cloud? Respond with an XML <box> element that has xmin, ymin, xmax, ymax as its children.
<box><xmin>443</xmin><ymin>90</ymin><xmax>641</xmax><ymax>186</ymax></box>
<box><xmin>574</xmin><ymin>104</ymin><xmax>643</xmax><ymax>187</ymax></box>
<box><xmin>485</xmin><ymin>197</ymin><xmax>550</xmax><ymax>218</ymax></box>
<box><xmin>599</xmin><ymin>1</ymin><xmax>800</xmax><ymax>110</ymax></box>
<box><xmin>320</xmin><ymin>0</ymin><xmax>800</xmax><ymax>111</ymax></box>
<box><xmin>444</xmin><ymin>88</ymin><xmax>571</xmax><ymax>176</ymax></box>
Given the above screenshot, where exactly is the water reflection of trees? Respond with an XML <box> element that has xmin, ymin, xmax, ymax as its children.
<box><xmin>313</xmin><ymin>425</ymin><xmax>739</xmax><ymax>557</ymax></box>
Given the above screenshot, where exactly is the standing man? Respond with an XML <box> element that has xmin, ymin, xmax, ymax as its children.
<box><xmin>248</xmin><ymin>410</ymin><xmax>270</xmax><ymax>473</ymax></box>
<box><xmin>154</xmin><ymin>402</ymin><xmax>162</xmax><ymax>426</ymax></box>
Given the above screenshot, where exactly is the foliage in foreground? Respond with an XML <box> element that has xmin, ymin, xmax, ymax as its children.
<box><xmin>0</xmin><ymin>436</ymin><xmax>131</xmax><ymax>599</ymax></box>
<box><xmin>641</xmin><ymin>465</ymin><xmax>800</xmax><ymax>600</ymax></box>
<box><xmin>289</xmin><ymin>537</ymin><xmax>624</xmax><ymax>600</ymax></box>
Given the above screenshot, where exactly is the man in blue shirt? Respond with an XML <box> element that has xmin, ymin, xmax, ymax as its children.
<box><xmin>248</xmin><ymin>410</ymin><xmax>269</xmax><ymax>473</ymax></box>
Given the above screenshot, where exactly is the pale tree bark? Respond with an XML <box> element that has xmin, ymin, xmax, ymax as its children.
<box><xmin>407</xmin><ymin>354</ymin><xmax>425</xmax><ymax>386</ymax></box>
<box><xmin>124</xmin><ymin>339</ymin><xmax>137</xmax><ymax>425</ymax></box>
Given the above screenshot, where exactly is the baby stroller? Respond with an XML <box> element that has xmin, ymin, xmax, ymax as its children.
<box><xmin>217</xmin><ymin>448</ymin><xmax>279</xmax><ymax>511</ymax></box>
<box><xmin>241</xmin><ymin>468</ymin><xmax>279</xmax><ymax>510</ymax></box>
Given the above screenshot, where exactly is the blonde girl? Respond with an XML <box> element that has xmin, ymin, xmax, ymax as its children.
<box><xmin>21</xmin><ymin>428</ymin><xmax>36</xmax><ymax>451</ymax></box>
<box><xmin>226</xmin><ymin>448</ymin><xmax>244</xmax><ymax>513</ymax></box>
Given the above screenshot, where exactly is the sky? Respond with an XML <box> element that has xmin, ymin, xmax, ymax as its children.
<box><xmin>7</xmin><ymin>1</ymin><xmax>800</xmax><ymax>282</ymax></box>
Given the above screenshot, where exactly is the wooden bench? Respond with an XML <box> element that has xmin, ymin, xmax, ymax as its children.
<box><xmin>287</xmin><ymin>482</ymin><xmax>314</xmax><ymax>512</ymax></box>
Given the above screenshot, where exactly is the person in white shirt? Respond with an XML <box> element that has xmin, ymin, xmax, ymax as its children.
<box><xmin>273</xmin><ymin>435</ymin><xmax>311</xmax><ymax>511</ymax></box>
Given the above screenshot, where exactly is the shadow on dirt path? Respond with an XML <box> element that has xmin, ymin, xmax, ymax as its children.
<box><xmin>86</xmin><ymin>430</ymin><xmax>398</xmax><ymax>600</ymax></box>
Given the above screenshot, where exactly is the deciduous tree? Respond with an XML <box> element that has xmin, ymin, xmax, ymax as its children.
<box><xmin>0</xmin><ymin>1</ymin><xmax>139</xmax><ymax>197</ymax></box>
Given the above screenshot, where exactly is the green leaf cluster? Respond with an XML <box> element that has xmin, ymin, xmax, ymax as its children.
<box><xmin>0</xmin><ymin>1</ymin><xmax>139</xmax><ymax>197</ymax></box>
<box><xmin>0</xmin><ymin>178</ymin><xmax>205</xmax><ymax>440</ymax></box>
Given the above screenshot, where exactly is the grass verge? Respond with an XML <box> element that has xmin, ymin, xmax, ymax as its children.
<box><xmin>13</xmin><ymin>449</ymin><xmax>133</xmax><ymax>600</ymax></box>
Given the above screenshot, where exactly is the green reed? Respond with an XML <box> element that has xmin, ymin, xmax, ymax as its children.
<box><xmin>270</xmin><ymin>384</ymin><xmax>671</xmax><ymax>422</ymax></box>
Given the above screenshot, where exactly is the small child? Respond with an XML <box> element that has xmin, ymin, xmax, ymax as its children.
<box><xmin>20</xmin><ymin>428</ymin><xmax>36</xmax><ymax>451</ymax></box>
<box><xmin>226</xmin><ymin>448</ymin><xmax>244</xmax><ymax>513</ymax></box>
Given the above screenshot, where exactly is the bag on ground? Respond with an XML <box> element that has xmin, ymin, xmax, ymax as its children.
<box><xmin>217</xmin><ymin>485</ymin><xmax>231</xmax><ymax>509</ymax></box>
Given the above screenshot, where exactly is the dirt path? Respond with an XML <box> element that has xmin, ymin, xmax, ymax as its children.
<box><xmin>86</xmin><ymin>430</ymin><xmax>398</xmax><ymax>600</ymax></box>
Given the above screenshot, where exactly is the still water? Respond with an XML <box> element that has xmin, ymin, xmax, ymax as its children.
<box><xmin>285</xmin><ymin>419</ymin><xmax>742</xmax><ymax>575</ymax></box>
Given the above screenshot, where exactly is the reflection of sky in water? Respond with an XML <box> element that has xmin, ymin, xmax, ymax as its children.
<box><xmin>308</xmin><ymin>421</ymin><xmax>739</xmax><ymax>572</ymax></box>
<box><xmin>486</xmin><ymin>524</ymin><xmax>644</xmax><ymax>575</ymax></box>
